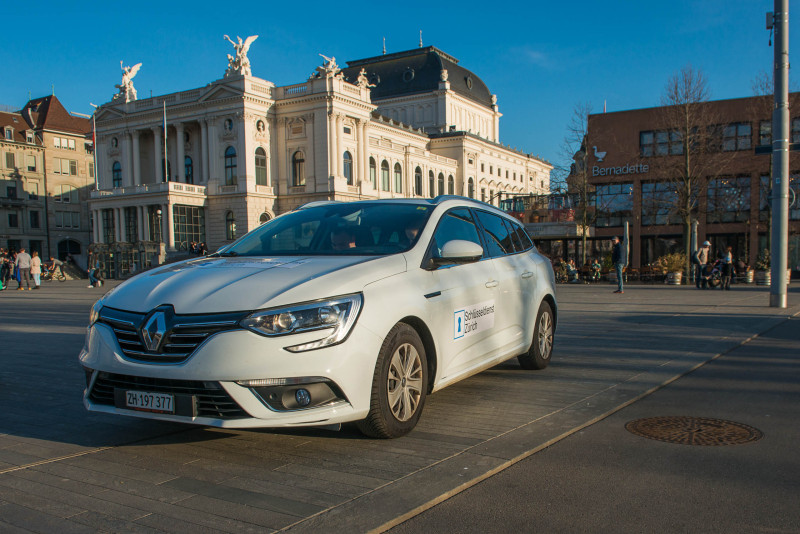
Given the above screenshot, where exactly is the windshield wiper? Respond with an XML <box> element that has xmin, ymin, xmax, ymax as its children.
<box><xmin>217</xmin><ymin>251</ymin><xmax>239</xmax><ymax>257</ymax></box>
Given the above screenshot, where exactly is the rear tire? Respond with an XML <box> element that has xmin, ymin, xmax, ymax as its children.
<box><xmin>518</xmin><ymin>301</ymin><xmax>554</xmax><ymax>370</ymax></box>
<box><xmin>357</xmin><ymin>323</ymin><xmax>428</xmax><ymax>439</ymax></box>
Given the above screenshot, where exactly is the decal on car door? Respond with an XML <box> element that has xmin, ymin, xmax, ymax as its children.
<box><xmin>454</xmin><ymin>300</ymin><xmax>495</xmax><ymax>340</ymax></box>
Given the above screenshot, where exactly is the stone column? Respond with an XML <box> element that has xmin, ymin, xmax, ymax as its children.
<box><xmin>92</xmin><ymin>209</ymin><xmax>100</xmax><ymax>244</ymax></box>
<box><xmin>143</xmin><ymin>206</ymin><xmax>151</xmax><ymax>241</ymax></box>
<box><xmin>152</xmin><ymin>126</ymin><xmax>162</xmax><ymax>182</ymax></box>
<box><xmin>165</xmin><ymin>203</ymin><xmax>175</xmax><ymax>250</ymax></box>
<box><xmin>335</xmin><ymin>114</ymin><xmax>343</xmax><ymax>179</ymax></box>
<box><xmin>359</xmin><ymin>120</ymin><xmax>368</xmax><ymax>186</ymax></box>
<box><xmin>124</xmin><ymin>132</ymin><xmax>133</xmax><ymax>187</ymax></box>
<box><xmin>200</xmin><ymin>120</ymin><xmax>209</xmax><ymax>183</ymax></box>
<box><xmin>137</xmin><ymin>205</ymin><xmax>144</xmax><ymax>241</ymax></box>
<box><xmin>327</xmin><ymin>112</ymin><xmax>335</xmax><ymax>181</ymax></box>
<box><xmin>176</xmin><ymin>122</ymin><xmax>185</xmax><ymax>183</ymax></box>
<box><xmin>131</xmin><ymin>131</ymin><xmax>141</xmax><ymax>186</ymax></box>
<box><xmin>160</xmin><ymin>204</ymin><xmax>169</xmax><ymax>245</ymax></box>
<box><xmin>116</xmin><ymin>207</ymin><xmax>123</xmax><ymax>242</ymax></box>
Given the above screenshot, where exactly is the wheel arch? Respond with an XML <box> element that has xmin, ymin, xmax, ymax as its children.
<box><xmin>542</xmin><ymin>293</ymin><xmax>557</xmax><ymax>331</ymax></box>
<box><xmin>398</xmin><ymin>316</ymin><xmax>437</xmax><ymax>394</ymax></box>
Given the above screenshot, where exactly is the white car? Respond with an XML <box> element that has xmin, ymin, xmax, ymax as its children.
<box><xmin>80</xmin><ymin>198</ymin><xmax>557</xmax><ymax>438</ymax></box>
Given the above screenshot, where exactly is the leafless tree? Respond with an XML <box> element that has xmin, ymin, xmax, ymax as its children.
<box><xmin>560</xmin><ymin>102</ymin><xmax>595</xmax><ymax>266</ymax></box>
<box><xmin>653</xmin><ymin>64</ymin><xmax>733</xmax><ymax>276</ymax></box>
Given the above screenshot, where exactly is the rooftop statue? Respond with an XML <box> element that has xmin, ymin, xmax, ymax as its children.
<box><xmin>113</xmin><ymin>61</ymin><xmax>141</xmax><ymax>102</ymax></box>
<box><xmin>356</xmin><ymin>68</ymin><xmax>376</xmax><ymax>88</ymax></box>
<box><xmin>310</xmin><ymin>53</ymin><xmax>342</xmax><ymax>79</ymax></box>
<box><xmin>224</xmin><ymin>34</ymin><xmax>258</xmax><ymax>77</ymax></box>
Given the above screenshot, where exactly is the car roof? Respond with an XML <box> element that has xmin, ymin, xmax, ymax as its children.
<box><xmin>294</xmin><ymin>196</ymin><xmax>516</xmax><ymax>222</ymax></box>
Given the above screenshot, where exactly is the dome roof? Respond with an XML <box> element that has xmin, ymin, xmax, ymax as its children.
<box><xmin>343</xmin><ymin>47</ymin><xmax>494</xmax><ymax>109</ymax></box>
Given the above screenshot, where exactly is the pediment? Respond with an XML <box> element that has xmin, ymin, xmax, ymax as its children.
<box><xmin>94</xmin><ymin>107</ymin><xmax>126</xmax><ymax>121</ymax></box>
<box><xmin>198</xmin><ymin>86</ymin><xmax>243</xmax><ymax>103</ymax></box>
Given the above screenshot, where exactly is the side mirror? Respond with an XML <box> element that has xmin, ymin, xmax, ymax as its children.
<box><xmin>428</xmin><ymin>240</ymin><xmax>484</xmax><ymax>269</ymax></box>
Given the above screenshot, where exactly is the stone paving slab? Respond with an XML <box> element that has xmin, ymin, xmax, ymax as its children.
<box><xmin>0</xmin><ymin>281</ymin><xmax>797</xmax><ymax>532</ymax></box>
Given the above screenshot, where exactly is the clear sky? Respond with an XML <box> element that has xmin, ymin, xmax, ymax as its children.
<box><xmin>1</xmin><ymin>0</ymin><xmax>794</xmax><ymax>172</ymax></box>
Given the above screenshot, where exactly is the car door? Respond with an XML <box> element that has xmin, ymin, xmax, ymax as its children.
<box><xmin>473</xmin><ymin>210</ymin><xmax>530</xmax><ymax>358</ymax></box>
<box><xmin>420</xmin><ymin>208</ymin><xmax>500</xmax><ymax>383</ymax></box>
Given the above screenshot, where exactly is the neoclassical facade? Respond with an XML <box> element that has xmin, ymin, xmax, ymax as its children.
<box><xmin>89</xmin><ymin>45</ymin><xmax>551</xmax><ymax>275</ymax></box>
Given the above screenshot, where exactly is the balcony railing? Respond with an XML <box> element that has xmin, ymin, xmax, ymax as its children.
<box><xmin>90</xmin><ymin>181</ymin><xmax>207</xmax><ymax>199</ymax></box>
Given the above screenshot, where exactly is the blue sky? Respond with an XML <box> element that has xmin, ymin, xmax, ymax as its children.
<box><xmin>1</xmin><ymin>0</ymin><xmax>794</xmax><ymax>171</ymax></box>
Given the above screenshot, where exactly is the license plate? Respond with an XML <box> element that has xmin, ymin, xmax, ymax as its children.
<box><xmin>124</xmin><ymin>390</ymin><xmax>174</xmax><ymax>413</ymax></box>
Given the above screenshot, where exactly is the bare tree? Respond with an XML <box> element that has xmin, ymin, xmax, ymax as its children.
<box><xmin>653</xmin><ymin>64</ymin><xmax>733</xmax><ymax>276</ymax></box>
<box><xmin>561</xmin><ymin>102</ymin><xmax>595</xmax><ymax>266</ymax></box>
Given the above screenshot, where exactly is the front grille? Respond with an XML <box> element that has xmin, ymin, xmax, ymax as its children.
<box><xmin>98</xmin><ymin>307</ymin><xmax>246</xmax><ymax>364</ymax></box>
<box><xmin>89</xmin><ymin>372</ymin><xmax>249</xmax><ymax>419</ymax></box>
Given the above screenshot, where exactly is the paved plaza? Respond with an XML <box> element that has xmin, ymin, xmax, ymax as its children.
<box><xmin>0</xmin><ymin>280</ymin><xmax>798</xmax><ymax>532</ymax></box>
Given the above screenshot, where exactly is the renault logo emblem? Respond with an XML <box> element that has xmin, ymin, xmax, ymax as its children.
<box><xmin>141</xmin><ymin>311</ymin><xmax>167</xmax><ymax>352</ymax></box>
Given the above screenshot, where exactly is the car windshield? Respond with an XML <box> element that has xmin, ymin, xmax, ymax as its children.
<box><xmin>222</xmin><ymin>202</ymin><xmax>434</xmax><ymax>256</ymax></box>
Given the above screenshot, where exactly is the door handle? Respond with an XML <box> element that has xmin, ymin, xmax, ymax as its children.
<box><xmin>521</xmin><ymin>272</ymin><xmax>534</xmax><ymax>279</ymax></box>
<box><xmin>485</xmin><ymin>280</ymin><xmax>499</xmax><ymax>288</ymax></box>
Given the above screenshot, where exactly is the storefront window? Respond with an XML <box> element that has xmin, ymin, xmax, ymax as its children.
<box><xmin>707</xmin><ymin>176</ymin><xmax>751</xmax><ymax>223</ymax></box>
<box><xmin>595</xmin><ymin>183</ymin><xmax>633</xmax><ymax>227</ymax></box>
<box><xmin>641</xmin><ymin>182</ymin><xmax>680</xmax><ymax>226</ymax></box>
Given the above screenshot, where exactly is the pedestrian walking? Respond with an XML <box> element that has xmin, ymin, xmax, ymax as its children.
<box><xmin>693</xmin><ymin>241</ymin><xmax>711</xmax><ymax>289</ymax></box>
<box><xmin>30</xmin><ymin>251</ymin><xmax>42</xmax><ymax>289</ymax></box>
<box><xmin>15</xmin><ymin>248</ymin><xmax>33</xmax><ymax>290</ymax></box>
<box><xmin>612</xmin><ymin>236</ymin><xmax>625</xmax><ymax>294</ymax></box>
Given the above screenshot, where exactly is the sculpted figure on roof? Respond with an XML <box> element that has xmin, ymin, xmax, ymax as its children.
<box><xmin>356</xmin><ymin>68</ymin><xmax>376</xmax><ymax>88</ymax></box>
<box><xmin>224</xmin><ymin>34</ymin><xmax>258</xmax><ymax>77</ymax></box>
<box><xmin>113</xmin><ymin>61</ymin><xmax>141</xmax><ymax>102</ymax></box>
<box><xmin>310</xmin><ymin>54</ymin><xmax>343</xmax><ymax>79</ymax></box>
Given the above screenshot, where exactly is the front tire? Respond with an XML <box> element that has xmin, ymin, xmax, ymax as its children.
<box><xmin>518</xmin><ymin>301</ymin><xmax>554</xmax><ymax>370</ymax></box>
<box><xmin>358</xmin><ymin>323</ymin><xmax>428</xmax><ymax>439</ymax></box>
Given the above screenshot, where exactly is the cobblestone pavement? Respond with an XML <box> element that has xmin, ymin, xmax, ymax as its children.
<box><xmin>0</xmin><ymin>280</ymin><xmax>797</xmax><ymax>532</ymax></box>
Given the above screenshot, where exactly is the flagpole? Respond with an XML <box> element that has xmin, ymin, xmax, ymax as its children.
<box><xmin>89</xmin><ymin>103</ymin><xmax>99</xmax><ymax>189</ymax></box>
<box><xmin>163</xmin><ymin>101</ymin><xmax>168</xmax><ymax>182</ymax></box>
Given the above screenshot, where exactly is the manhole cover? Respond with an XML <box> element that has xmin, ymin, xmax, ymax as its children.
<box><xmin>625</xmin><ymin>416</ymin><xmax>763</xmax><ymax>446</ymax></box>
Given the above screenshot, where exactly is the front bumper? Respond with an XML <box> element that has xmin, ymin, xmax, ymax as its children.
<box><xmin>79</xmin><ymin>320</ymin><xmax>383</xmax><ymax>428</ymax></box>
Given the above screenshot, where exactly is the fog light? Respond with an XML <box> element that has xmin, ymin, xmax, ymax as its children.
<box><xmin>295</xmin><ymin>388</ymin><xmax>311</xmax><ymax>407</ymax></box>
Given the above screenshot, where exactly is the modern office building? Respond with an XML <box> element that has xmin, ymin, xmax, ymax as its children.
<box><xmin>578</xmin><ymin>93</ymin><xmax>800</xmax><ymax>271</ymax></box>
<box><xmin>89</xmin><ymin>44</ymin><xmax>551</xmax><ymax>277</ymax></box>
<box><xmin>1</xmin><ymin>96</ymin><xmax>93</xmax><ymax>265</ymax></box>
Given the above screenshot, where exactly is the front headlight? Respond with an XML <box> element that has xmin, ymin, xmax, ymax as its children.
<box><xmin>240</xmin><ymin>293</ymin><xmax>363</xmax><ymax>352</ymax></box>
<box><xmin>89</xmin><ymin>299</ymin><xmax>103</xmax><ymax>326</ymax></box>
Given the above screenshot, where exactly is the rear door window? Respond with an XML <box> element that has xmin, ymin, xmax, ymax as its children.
<box><xmin>474</xmin><ymin>210</ymin><xmax>515</xmax><ymax>257</ymax></box>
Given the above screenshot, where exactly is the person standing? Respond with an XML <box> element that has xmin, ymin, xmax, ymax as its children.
<box><xmin>612</xmin><ymin>236</ymin><xmax>625</xmax><ymax>294</ymax></box>
<box><xmin>694</xmin><ymin>241</ymin><xmax>711</xmax><ymax>289</ymax></box>
<box><xmin>721</xmin><ymin>245</ymin><xmax>734</xmax><ymax>290</ymax></box>
<box><xmin>15</xmin><ymin>248</ymin><xmax>32</xmax><ymax>290</ymax></box>
<box><xmin>30</xmin><ymin>251</ymin><xmax>42</xmax><ymax>289</ymax></box>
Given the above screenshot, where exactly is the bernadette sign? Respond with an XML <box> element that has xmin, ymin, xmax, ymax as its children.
<box><xmin>592</xmin><ymin>163</ymin><xmax>649</xmax><ymax>177</ymax></box>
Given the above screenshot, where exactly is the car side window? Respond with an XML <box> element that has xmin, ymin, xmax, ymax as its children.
<box><xmin>504</xmin><ymin>219</ymin><xmax>524</xmax><ymax>251</ymax></box>
<box><xmin>514</xmin><ymin>222</ymin><xmax>534</xmax><ymax>250</ymax></box>
<box><xmin>475</xmin><ymin>210</ymin><xmax>514</xmax><ymax>257</ymax></box>
<box><xmin>429</xmin><ymin>208</ymin><xmax>483</xmax><ymax>258</ymax></box>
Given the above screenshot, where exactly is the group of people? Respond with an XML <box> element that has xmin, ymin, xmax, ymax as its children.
<box><xmin>0</xmin><ymin>248</ymin><xmax>65</xmax><ymax>291</ymax></box>
<box><xmin>552</xmin><ymin>256</ymin><xmax>605</xmax><ymax>284</ymax></box>
<box><xmin>693</xmin><ymin>241</ymin><xmax>736</xmax><ymax>290</ymax></box>
<box><xmin>189</xmin><ymin>242</ymin><xmax>209</xmax><ymax>255</ymax></box>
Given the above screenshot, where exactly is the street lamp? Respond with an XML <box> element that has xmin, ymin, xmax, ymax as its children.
<box><xmin>89</xmin><ymin>104</ymin><xmax>99</xmax><ymax>191</ymax></box>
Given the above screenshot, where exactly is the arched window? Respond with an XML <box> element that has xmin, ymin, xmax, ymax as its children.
<box><xmin>343</xmin><ymin>151</ymin><xmax>353</xmax><ymax>185</ymax></box>
<box><xmin>447</xmin><ymin>175</ymin><xmax>454</xmax><ymax>195</ymax></box>
<box><xmin>185</xmin><ymin>156</ymin><xmax>193</xmax><ymax>184</ymax></box>
<box><xmin>394</xmin><ymin>163</ymin><xmax>402</xmax><ymax>193</ymax></box>
<box><xmin>437</xmin><ymin>173</ymin><xmax>445</xmax><ymax>196</ymax></box>
<box><xmin>225</xmin><ymin>211</ymin><xmax>236</xmax><ymax>240</ymax></box>
<box><xmin>112</xmin><ymin>161</ymin><xmax>122</xmax><ymax>188</ymax></box>
<box><xmin>369</xmin><ymin>157</ymin><xmax>376</xmax><ymax>188</ymax></box>
<box><xmin>429</xmin><ymin>170</ymin><xmax>435</xmax><ymax>198</ymax></box>
<box><xmin>224</xmin><ymin>146</ymin><xmax>237</xmax><ymax>185</ymax></box>
<box><xmin>259</xmin><ymin>212</ymin><xmax>271</xmax><ymax>225</ymax></box>
<box><xmin>255</xmin><ymin>147</ymin><xmax>267</xmax><ymax>186</ymax></box>
<box><xmin>414</xmin><ymin>167</ymin><xmax>422</xmax><ymax>196</ymax></box>
<box><xmin>292</xmin><ymin>151</ymin><xmax>305</xmax><ymax>186</ymax></box>
<box><xmin>381</xmin><ymin>160</ymin><xmax>390</xmax><ymax>191</ymax></box>
<box><xmin>468</xmin><ymin>177</ymin><xmax>474</xmax><ymax>198</ymax></box>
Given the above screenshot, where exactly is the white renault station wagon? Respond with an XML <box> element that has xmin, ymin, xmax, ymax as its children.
<box><xmin>80</xmin><ymin>197</ymin><xmax>557</xmax><ymax>438</ymax></box>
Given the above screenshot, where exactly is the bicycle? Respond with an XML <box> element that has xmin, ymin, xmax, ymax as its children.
<box><xmin>42</xmin><ymin>267</ymin><xmax>66</xmax><ymax>282</ymax></box>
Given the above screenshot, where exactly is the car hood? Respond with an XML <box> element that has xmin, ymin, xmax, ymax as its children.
<box><xmin>102</xmin><ymin>255</ymin><xmax>407</xmax><ymax>314</ymax></box>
